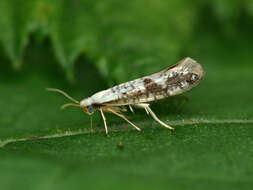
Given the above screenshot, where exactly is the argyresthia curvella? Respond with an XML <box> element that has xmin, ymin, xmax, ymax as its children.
<box><xmin>47</xmin><ymin>57</ymin><xmax>205</xmax><ymax>135</ymax></box>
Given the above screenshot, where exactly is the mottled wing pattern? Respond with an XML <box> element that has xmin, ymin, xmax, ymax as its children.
<box><xmin>89</xmin><ymin>57</ymin><xmax>204</xmax><ymax>106</ymax></box>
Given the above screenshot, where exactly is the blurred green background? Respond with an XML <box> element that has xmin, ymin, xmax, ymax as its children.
<box><xmin>0</xmin><ymin>0</ymin><xmax>253</xmax><ymax>189</ymax></box>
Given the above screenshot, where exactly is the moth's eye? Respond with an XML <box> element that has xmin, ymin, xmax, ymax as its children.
<box><xmin>88</xmin><ymin>106</ymin><xmax>93</xmax><ymax>113</ymax></box>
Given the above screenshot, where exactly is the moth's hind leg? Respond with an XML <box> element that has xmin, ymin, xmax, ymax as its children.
<box><xmin>135</xmin><ymin>103</ymin><xmax>174</xmax><ymax>130</ymax></box>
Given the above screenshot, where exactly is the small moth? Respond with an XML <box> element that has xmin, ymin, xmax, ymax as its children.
<box><xmin>47</xmin><ymin>57</ymin><xmax>204</xmax><ymax>135</ymax></box>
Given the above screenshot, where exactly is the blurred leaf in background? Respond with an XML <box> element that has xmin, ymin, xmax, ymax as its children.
<box><xmin>1</xmin><ymin>0</ymin><xmax>203</xmax><ymax>82</ymax></box>
<box><xmin>0</xmin><ymin>0</ymin><xmax>253</xmax><ymax>189</ymax></box>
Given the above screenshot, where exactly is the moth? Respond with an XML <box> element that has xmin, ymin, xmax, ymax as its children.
<box><xmin>47</xmin><ymin>57</ymin><xmax>204</xmax><ymax>135</ymax></box>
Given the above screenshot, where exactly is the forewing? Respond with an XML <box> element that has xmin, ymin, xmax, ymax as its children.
<box><xmin>90</xmin><ymin>57</ymin><xmax>204</xmax><ymax>106</ymax></box>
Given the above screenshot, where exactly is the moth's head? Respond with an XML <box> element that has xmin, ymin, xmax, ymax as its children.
<box><xmin>79</xmin><ymin>98</ymin><xmax>95</xmax><ymax>115</ymax></box>
<box><xmin>46</xmin><ymin>88</ymin><xmax>95</xmax><ymax>115</ymax></box>
<box><xmin>81</xmin><ymin>105</ymin><xmax>95</xmax><ymax>115</ymax></box>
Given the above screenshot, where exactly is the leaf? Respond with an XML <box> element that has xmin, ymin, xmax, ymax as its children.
<box><xmin>1</xmin><ymin>124</ymin><xmax>253</xmax><ymax>190</ymax></box>
<box><xmin>1</xmin><ymin>2</ymin><xmax>253</xmax><ymax>189</ymax></box>
<box><xmin>0</xmin><ymin>0</ymin><xmax>38</xmax><ymax>68</ymax></box>
<box><xmin>92</xmin><ymin>0</ymin><xmax>201</xmax><ymax>84</ymax></box>
<box><xmin>207</xmin><ymin>0</ymin><xmax>253</xmax><ymax>36</ymax></box>
<box><xmin>1</xmin><ymin>22</ymin><xmax>253</xmax><ymax>189</ymax></box>
<box><xmin>47</xmin><ymin>0</ymin><xmax>99</xmax><ymax>79</ymax></box>
<box><xmin>46</xmin><ymin>0</ymin><xmax>202</xmax><ymax>83</ymax></box>
<box><xmin>1</xmin><ymin>0</ymin><xmax>253</xmax><ymax>83</ymax></box>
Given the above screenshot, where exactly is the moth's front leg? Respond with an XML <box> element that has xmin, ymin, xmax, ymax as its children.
<box><xmin>99</xmin><ymin>108</ymin><xmax>108</xmax><ymax>135</ymax></box>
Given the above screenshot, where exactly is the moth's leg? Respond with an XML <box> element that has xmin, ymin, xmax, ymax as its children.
<box><xmin>90</xmin><ymin>116</ymin><xmax>96</xmax><ymax>134</ymax></box>
<box><xmin>129</xmin><ymin>105</ymin><xmax>134</xmax><ymax>113</ymax></box>
<box><xmin>135</xmin><ymin>103</ymin><xmax>174</xmax><ymax>130</ymax></box>
<box><xmin>134</xmin><ymin>104</ymin><xmax>149</xmax><ymax>115</ymax></box>
<box><xmin>107</xmin><ymin>108</ymin><xmax>141</xmax><ymax>132</ymax></box>
<box><xmin>99</xmin><ymin>108</ymin><xmax>108</xmax><ymax>135</ymax></box>
<box><xmin>143</xmin><ymin>105</ymin><xmax>149</xmax><ymax>115</ymax></box>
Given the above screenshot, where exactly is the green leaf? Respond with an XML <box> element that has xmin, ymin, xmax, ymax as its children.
<box><xmin>1</xmin><ymin>1</ymin><xmax>253</xmax><ymax>189</ymax></box>
<box><xmin>47</xmin><ymin>0</ymin><xmax>99</xmax><ymax>78</ymax></box>
<box><xmin>1</xmin><ymin>0</ymin><xmax>253</xmax><ymax>83</ymax></box>
<box><xmin>0</xmin><ymin>0</ymin><xmax>200</xmax><ymax>82</ymax></box>
<box><xmin>46</xmin><ymin>0</ymin><xmax>202</xmax><ymax>83</ymax></box>
<box><xmin>207</xmin><ymin>0</ymin><xmax>253</xmax><ymax>36</ymax></box>
<box><xmin>92</xmin><ymin>0</ymin><xmax>201</xmax><ymax>84</ymax></box>
<box><xmin>1</xmin><ymin>26</ymin><xmax>253</xmax><ymax>189</ymax></box>
<box><xmin>0</xmin><ymin>0</ymin><xmax>37</xmax><ymax>68</ymax></box>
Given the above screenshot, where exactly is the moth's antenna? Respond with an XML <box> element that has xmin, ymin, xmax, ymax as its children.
<box><xmin>46</xmin><ymin>88</ymin><xmax>79</xmax><ymax>104</ymax></box>
<box><xmin>61</xmin><ymin>103</ymin><xmax>81</xmax><ymax>110</ymax></box>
